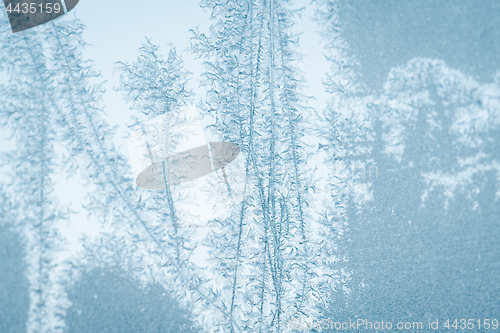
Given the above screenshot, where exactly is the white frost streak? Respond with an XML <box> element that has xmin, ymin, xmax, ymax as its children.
<box><xmin>380</xmin><ymin>58</ymin><xmax>500</xmax><ymax>208</ymax></box>
<box><xmin>422</xmin><ymin>158</ymin><xmax>500</xmax><ymax>208</ymax></box>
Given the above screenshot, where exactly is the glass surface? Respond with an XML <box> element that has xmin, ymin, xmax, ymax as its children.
<box><xmin>0</xmin><ymin>1</ymin><xmax>498</xmax><ymax>332</ymax></box>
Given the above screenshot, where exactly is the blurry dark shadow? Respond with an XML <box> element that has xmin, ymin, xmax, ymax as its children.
<box><xmin>65</xmin><ymin>268</ymin><xmax>200</xmax><ymax>333</ymax></box>
<box><xmin>337</xmin><ymin>0</ymin><xmax>500</xmax><ymax>90</ymax></box>
<box><xmin>0</xmin><ymin>225</ymin><xmax>30</xmax><ymax>333</ymax></box>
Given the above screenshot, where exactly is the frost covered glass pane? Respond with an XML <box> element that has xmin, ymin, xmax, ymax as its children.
<box><xmin>0</xmin><ymin>1</ymin><xmax>498</xmax><ymax>332</ymax></box>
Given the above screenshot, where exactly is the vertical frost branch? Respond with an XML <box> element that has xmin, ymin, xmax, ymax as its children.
<box><xmin>0</xmin><ymin>14</ymin><xmax>70</xmax><ymax>332</ymax></box>
<box><xmin>117</xmin><ymin>40</ymin><xmax>221</xmax><ymax>329</ymax></box>
<box><xmin>311</xmin><ymin>0</ymin><xmax>376</xmax><ymax>317</ymax></box>
<box><xmin>192</xmin><ymin>0</ymin><xmax>319</xmax><ymax>331</ymax></box>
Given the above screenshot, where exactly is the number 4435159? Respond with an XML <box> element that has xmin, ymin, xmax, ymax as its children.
<box><xmin>5</xmin><ymin>2</ymin><xmax>62</xmax><ymax>14</ymax></box>
<box><xmin>444</xmin><ymin>319</ymin><xmax>499</xmax><ymax>330</ymax></box>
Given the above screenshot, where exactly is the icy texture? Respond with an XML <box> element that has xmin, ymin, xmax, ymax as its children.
<box><xmin>65</xmin><ymin>268</ymin><xmax>199</xmax><ymax>333</ymax></box>
<box><xmin>315</xmin><ymin>0</ymin><xmax>500</xmax><ymax>328</ymax></box>
<box><xmin>0</xmin><ymin>221</ymin><xmax>30</xmax><ymax>333</ymax></box>
<box><xmin>0</xmin><ymin>0</ymin><xmax>499</xmax><ymax>332</ymax></box>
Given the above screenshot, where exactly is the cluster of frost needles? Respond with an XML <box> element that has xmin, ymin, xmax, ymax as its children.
<box><xmin>0</xmin><ymin>1</ymin><xmax>499</xmax><ymax>333</ymax></box>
